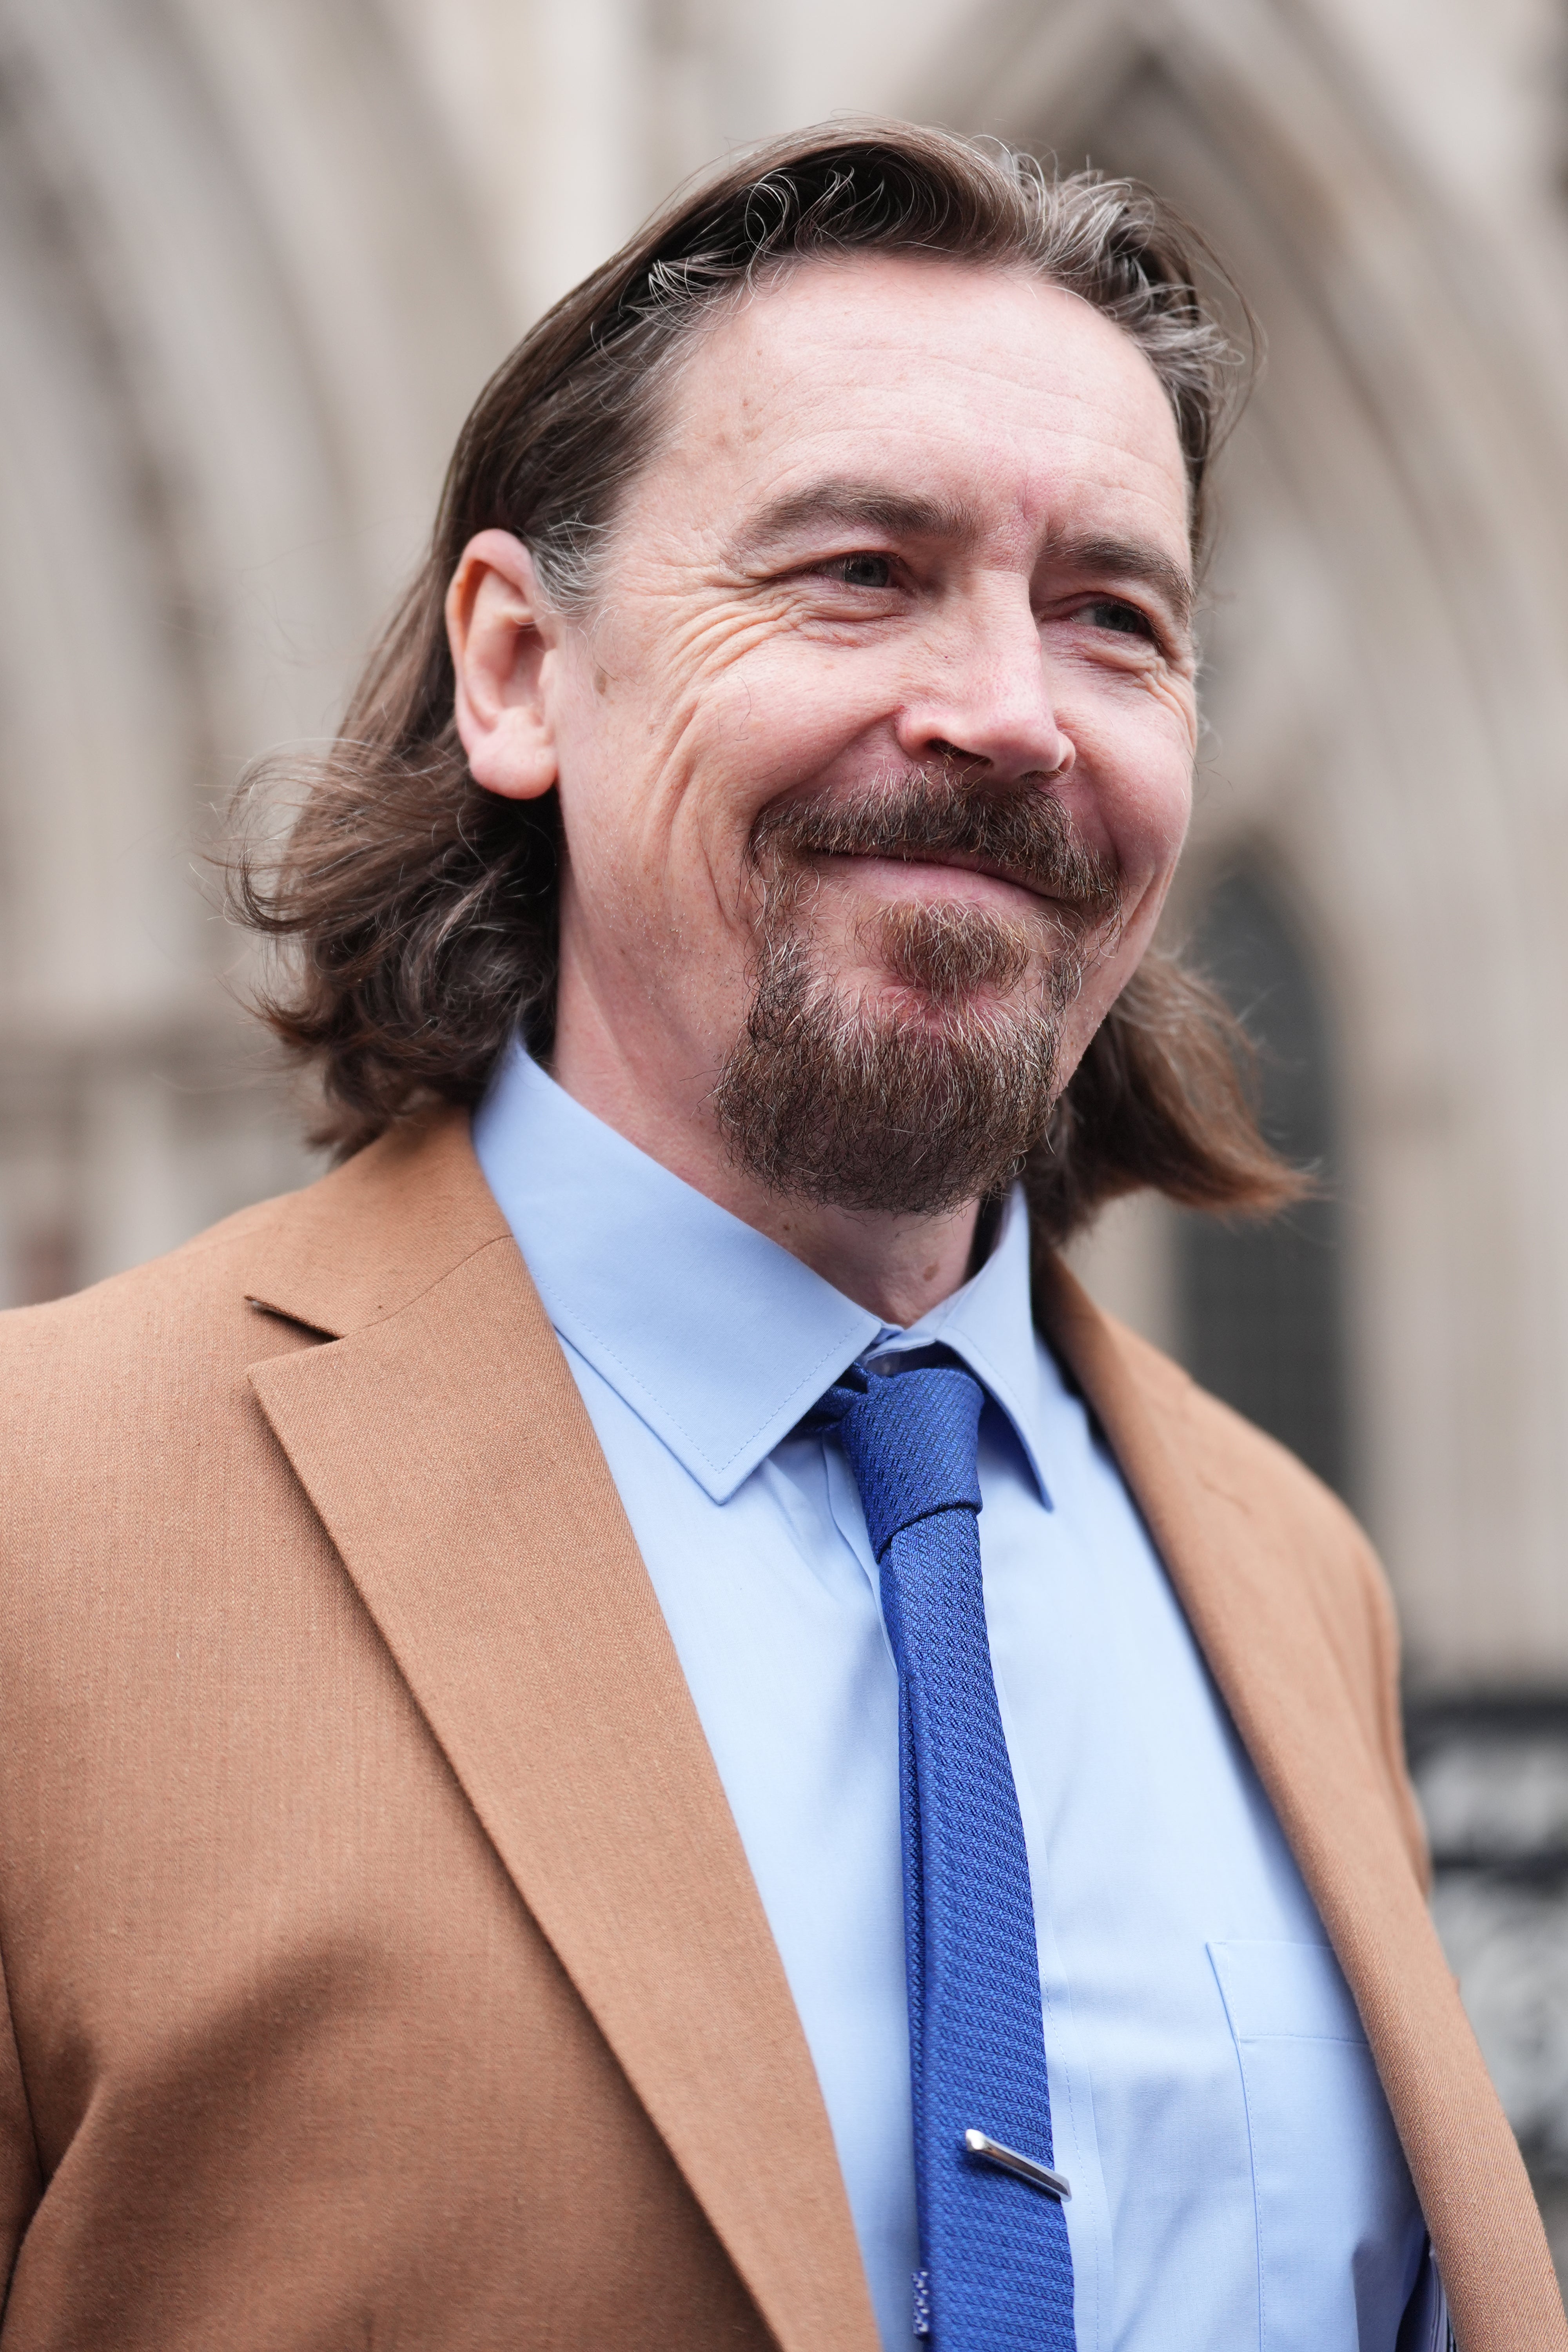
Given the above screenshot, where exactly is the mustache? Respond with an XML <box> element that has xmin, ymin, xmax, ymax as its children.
<box><xmin>748</xmin><ymin>766</ymin><xmax>1122</xmax><ymax>919</ymax></box>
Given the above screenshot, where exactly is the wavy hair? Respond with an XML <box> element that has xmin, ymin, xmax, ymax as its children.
<box><xmin>232</xmin><ymin>117</ymin><xmax>1302</xmax><ymax>1240</ymax></box>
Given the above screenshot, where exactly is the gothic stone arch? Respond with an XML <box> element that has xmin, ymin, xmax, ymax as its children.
<box><xmin>918</xmin><ymin>0</ymin><xmax>1568</xmax><ymax>1688</ymax></box>
<box><xmin>0</xmin><ymin>0</ymin><xmax>510</xmax><ymax>1298</ymax></box>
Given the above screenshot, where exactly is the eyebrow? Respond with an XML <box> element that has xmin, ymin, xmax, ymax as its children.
<box><xmin>740</xmin><ymin>480</ymin><xmax>984</xmax><ymax>552</ymax></box>
<box><xmin>738</xmin><ymin>479</ymin><xmax>1194</xmax><ymax>632</ymax></box>
<box><xmin>1046</xmin><ymin>530</ymin><xmax>1195</xmax><ymax>632</ymax></box>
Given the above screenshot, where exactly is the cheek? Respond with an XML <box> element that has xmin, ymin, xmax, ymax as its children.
<box><xmin>606</xmin><ymin>640</ymin><xmax>898</xmax><ymax>907</ymax></box>
<box><xmin>690</xmin><ymin>631</ymin><xmax>896</xmax><ymax>792</ymax></box>
<box><xmin>563</xmin><ymin>604</ymin><xmax>815</xmax><ymax>807</ymax></box>
<box><xmin>550</xmin><ymin>687</ymin><xmax>642</xmax><ymax>902</ymax></box>
<box><xmin>1069</xmin><ymin>688</ymin><xmax>1194</xmax><ymax>901</ymax></box>
<box><xmin>1064</xmin><ymin>744</ymin><xmax>1189</xmax><ymax>1042</ymax></box>
<box><xmin>1115</xmin><ymin>760</ymin><xmax>1192</xmax><ymax>903</ymax></box>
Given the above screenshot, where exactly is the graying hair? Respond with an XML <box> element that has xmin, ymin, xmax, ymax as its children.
<box><xmin>515</xmin><ymin>133</ymin><xmax>1248</xmax><ymax>609</ymax></box>
<box><xmin>233</xmin><ymin>117</ymin><xmax>1295</xmax><ymax>1244</ymax></box>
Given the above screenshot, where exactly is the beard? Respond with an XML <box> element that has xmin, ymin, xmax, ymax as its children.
<box><xmin>711</xmin><ymin>768</ymin><xmax>1122</xmax><ymax>1216</ymax></box>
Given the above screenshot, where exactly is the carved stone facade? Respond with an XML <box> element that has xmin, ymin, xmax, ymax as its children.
<box><xmin>4</xmin><ymin>0</ymin><xmax>1567</xmax><ymax>2235</ymax></box>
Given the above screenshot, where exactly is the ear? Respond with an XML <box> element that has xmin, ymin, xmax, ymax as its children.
<box><xmin>446</xmin><ymin>530</ymin><xmax>561</xmax><ymax>801</ymax></box>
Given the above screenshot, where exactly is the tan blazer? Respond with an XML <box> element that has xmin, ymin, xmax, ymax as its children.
<box><xmin>0</xmin><ymin>1109</ymin><xmax>1559</xmax><ymax>2350</ymax></box>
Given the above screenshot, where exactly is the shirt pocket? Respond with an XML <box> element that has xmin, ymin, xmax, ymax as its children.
<box><xmin>1209</xmin><ymin>1940</ymin><xmax>1426</xmax><ymax>2352</ymax></box>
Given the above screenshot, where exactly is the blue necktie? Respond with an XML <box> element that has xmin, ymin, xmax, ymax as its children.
<box><xmin>811</xmin><ymin>1359</ymin><xmax>1076</xmax><ymax>2349</ymax></box>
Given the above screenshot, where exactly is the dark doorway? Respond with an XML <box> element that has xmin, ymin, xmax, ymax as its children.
<box><xmin>1175</xmin><ymin>861</ymin><xmax>1352</xmax><ymax>1502</ymax></box>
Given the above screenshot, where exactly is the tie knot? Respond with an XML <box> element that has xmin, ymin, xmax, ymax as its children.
<box><xmin>820</xmin><ymin>1361</ymin><xmax>985</xmax><ymax>1562</ymax></box>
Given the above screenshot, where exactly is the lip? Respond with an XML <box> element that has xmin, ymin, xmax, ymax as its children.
<box><xmin>814</xmin><ymin>848</ymin><xmax>1047</xmax><ymax>907</ymax></box>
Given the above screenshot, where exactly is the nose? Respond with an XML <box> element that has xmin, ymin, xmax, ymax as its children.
<box><xmin>894</xmin><ymin>575</ymin><xmax>1072</xmax><ymax>780</ymax></box>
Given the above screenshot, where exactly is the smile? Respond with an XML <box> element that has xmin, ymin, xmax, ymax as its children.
<box><xmin>815</xmin><ymin>850</ymin><xmax>1052</xmax><ymax>910</ymax></box>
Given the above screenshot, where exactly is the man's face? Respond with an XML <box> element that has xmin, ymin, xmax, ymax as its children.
<box><xmin>472</xmin><ymin>253</ymin><xmax>1198</xmax><ymax>1212</ymax></box>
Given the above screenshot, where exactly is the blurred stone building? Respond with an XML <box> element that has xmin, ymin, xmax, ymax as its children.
<box><xmin>4</xmin><ymin>0</ymin><xmax>1568</xmax><ymax>2250</ymax></box>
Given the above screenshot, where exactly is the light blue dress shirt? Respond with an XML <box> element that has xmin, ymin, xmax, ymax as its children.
<box><xmin>474</xmin><ymin>1044</ymin><xmax>1426</xmax><ymax>2351</ymax></box>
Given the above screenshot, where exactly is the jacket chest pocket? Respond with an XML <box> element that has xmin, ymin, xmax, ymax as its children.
<box><xmin>1209</xmin><ymin>1940</ymin><xmax>1428</xmax><ymax>2351</ymax></box>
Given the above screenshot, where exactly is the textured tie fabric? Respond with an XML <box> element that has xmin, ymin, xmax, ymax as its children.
<box><xmin>811</xmin><ymin>1357</ymin><xmax>1076</xmax><ymax>2349</ymax></box>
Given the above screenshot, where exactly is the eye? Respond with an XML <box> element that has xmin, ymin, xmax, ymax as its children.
<box><xmin>1081</xmin><ymin>597</ymin><xmax>1155</xmax><ymax>639</ymax></box>
<box><xmin>825</xmin><ymin>552</ymin><xmax>895</xmax><ymax>590</ymax></box>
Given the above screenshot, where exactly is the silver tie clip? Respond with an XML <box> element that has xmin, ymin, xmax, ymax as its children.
<box><xmin>963</xmin><ymin>2127</ymin><xmax>1071</xmax><ymax>2200</ymax></box>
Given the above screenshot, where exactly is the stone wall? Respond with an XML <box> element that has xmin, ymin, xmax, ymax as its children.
<box><xmin>4</xmin><ymin>0</ymin><xmax>1567</xmax><ymax>2251</ymax></box>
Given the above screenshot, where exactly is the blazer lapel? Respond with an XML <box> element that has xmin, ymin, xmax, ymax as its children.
<box><xmin>1035</xmin><ymin>1251</ymin><xmax>1557</xmax><ymax>2352</ymax></box>
<box><xmin>241</xmin><ymin>1114</ymin><xmax>878</xmax><ymax>2352</ymax></box>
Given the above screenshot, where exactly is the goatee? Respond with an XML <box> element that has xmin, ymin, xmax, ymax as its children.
<box><xmin>712</xmin><ymin>770</ymin><xmax>1121</xmax><ymax>1216</ymax></box>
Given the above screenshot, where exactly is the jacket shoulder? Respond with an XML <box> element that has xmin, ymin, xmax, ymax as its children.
<box><xmin>0</xmin><ymin>1111</ymin><xmax>507</xmax><ymax>1528</ymax></box>
<box><xmin>1105</xmin><ymin>1312</ymin><xmax>1361</xmax><ymax>1544</ymax></box>
<box><xmin>1090</xmin><ymin>1309</ymin><xmax>1427</xmax><ymax>1882</ymax></box>
<box><xmin>0</xmin><ymin>1183</ymin><xmax>325</xmax><ymax>1475</ymax></box>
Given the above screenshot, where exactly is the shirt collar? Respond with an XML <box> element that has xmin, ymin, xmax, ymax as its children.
<box><xmin>473</xmin><ymin>1041</ymin><xmax>1051</xmax><ymax>1504</ymax></box>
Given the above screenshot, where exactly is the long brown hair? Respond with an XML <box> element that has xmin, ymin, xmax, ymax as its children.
<box><xmin>233</xmin><ymin>118</ymin><xmax>1303</xmax><ymax>1240</ymax></box>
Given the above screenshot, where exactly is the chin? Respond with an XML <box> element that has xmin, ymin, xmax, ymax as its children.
<box><xmin>864</xmin><ymin>974</ymin><xmax>1030</xmax><ymax>1030</ymax></box>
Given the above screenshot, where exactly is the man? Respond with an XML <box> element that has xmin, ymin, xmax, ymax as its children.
<box><xmin>0</xmin><ymin>122</ymin><xmax>1558</xmax><ymax>2351</ymax></box>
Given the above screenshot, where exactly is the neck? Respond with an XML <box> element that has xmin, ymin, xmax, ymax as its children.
<box><xmin>548</xmin><ymin>990</ymin><xmax>983</xmax><ymax>1328</ymax></box>
<box><xmin>734</xmin><ymin>1193</ymin><xmax>984</xmax><ymax>1328</ymax></box>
